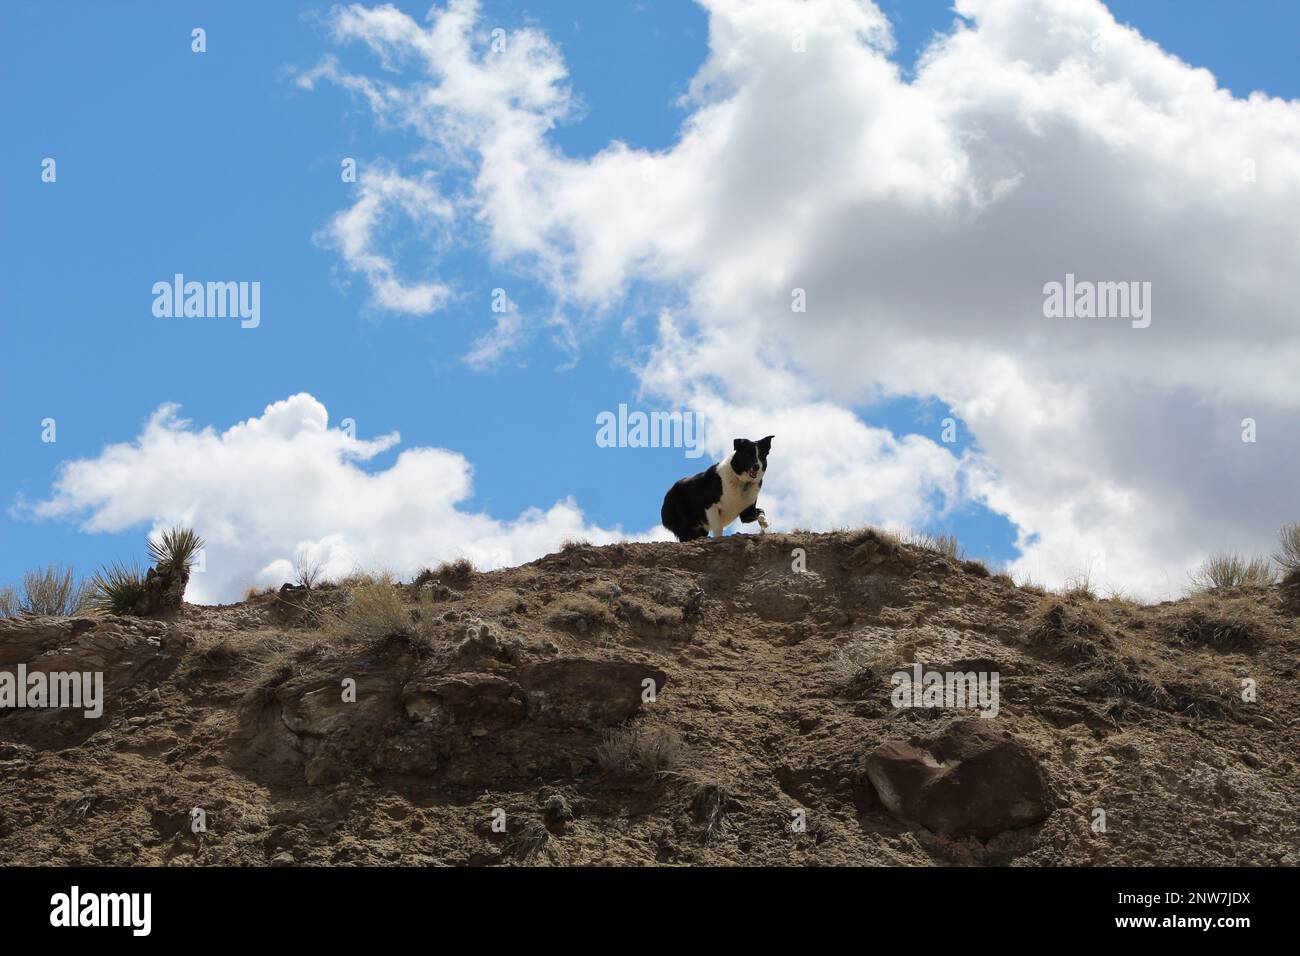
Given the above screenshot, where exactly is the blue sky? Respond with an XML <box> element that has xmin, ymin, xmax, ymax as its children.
<box><xmin>3</xmin><ymin>0</ymin><xmax>1298</xmax><ymax>600</ymax></box>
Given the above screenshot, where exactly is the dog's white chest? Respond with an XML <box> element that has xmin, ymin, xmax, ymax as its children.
<box><xmin>710</xmin><ymin>473</ymin><xmax>760</xmax><ymax>527</ymax></box>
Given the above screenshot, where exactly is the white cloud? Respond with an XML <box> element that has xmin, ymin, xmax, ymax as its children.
<box><xmin>463</xmin><ymin>306</ymin><xmax>528</xmax><ymax>369</ymax></box>
<box><xmin>31</xmin><ymin>394</ymin><xmax>651</xmax><ymax>603</ymax></box>
<box><xmin>317</xmin><ymin>167</ymin><xmax>455</xmax><ymax>314</ymax></box>
<box><xmin>293</xmin><ymin>0</ymin><xmax>1300</xmax><ymax>598</ymax></box>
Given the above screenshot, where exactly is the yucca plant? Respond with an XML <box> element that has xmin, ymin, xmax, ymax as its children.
<box><xmin>147</xmin><ymin>526</ymin><xmax>205</xmax><ymax>572</ymax></box>
<box><xmin>87</xmin><ymin>562</ymin><xmax>147</xmax><ymax>615</ymax></box>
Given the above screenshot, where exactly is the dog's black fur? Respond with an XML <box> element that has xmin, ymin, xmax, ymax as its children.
<box><xmin>661</xmin><ymin>436</ymin><xmax>773</xmax><ymax>541</ymax></box>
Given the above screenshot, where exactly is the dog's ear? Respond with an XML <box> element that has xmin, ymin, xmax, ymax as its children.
<box><xmin>733</xmin><ymin>438</ymin><xmax>746</xmax><ymax>451</ymax></box>
<box><xmin>757</xmin><ymin>435</ymin><xmax>774</xmax><ymax>453</ymax></box>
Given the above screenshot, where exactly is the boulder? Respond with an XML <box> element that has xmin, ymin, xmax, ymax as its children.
<box><xmin>866</xmin><ymin>720</ymin><xmax>1052</xmax><ymax>838</ymax></box>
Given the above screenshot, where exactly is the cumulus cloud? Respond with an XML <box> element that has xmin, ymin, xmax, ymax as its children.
<box><xmin>31</xmin><ymin>394</ymin><xmax>651</xmax><ymax>603</ymax></box>
<box><xmin>295</xmin><ymin>0</ymin><xmax>1300</xmax><ymax>598</ymax></box>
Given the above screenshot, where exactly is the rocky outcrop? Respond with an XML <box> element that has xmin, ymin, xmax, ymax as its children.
<box><xmin>131</xmin><ymin>565</ymin><xmax>190</xmax><ymax>617</ymax></box>
<box><xmin>0</xmin><ymin>615</ymin><xmax>190</xmax><ymax>744</ymax></box>
<box><xmin>517</xmin><ymin>659</ymin><xmax>665</xmax><ymax>728</ymax></box>
<box><xmin>228</xmin><ymin>650</ymin><xmax>667</xmax><ymax>788</ymax></box>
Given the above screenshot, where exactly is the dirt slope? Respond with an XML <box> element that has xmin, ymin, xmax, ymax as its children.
<box><xmin>1</xmin><ymin>530</ymin><xmax>1297</xmax><ymax>866</ymax></box>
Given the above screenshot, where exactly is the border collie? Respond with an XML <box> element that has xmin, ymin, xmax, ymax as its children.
<box><xmin>661</xmin><ymin>436</ymin><xmax>773</xmax><ymax>541</ymax></box>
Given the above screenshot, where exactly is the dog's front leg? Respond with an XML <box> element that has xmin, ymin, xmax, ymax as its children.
<box><xmin>740</xmin><ymin>504</ymin><xmax>768</xmax><ymax>534</ymax></box>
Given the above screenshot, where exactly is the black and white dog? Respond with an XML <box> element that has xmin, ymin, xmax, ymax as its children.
<box><xmin>661</xmin><ymin>436</ymin><xmax>773</xmax><ymax>541</ymax></box>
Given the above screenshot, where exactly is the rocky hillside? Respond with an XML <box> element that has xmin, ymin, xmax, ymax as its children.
<box><xmin>1</xmin><ymin>530</ymin><xmax>1296</xmax><ymax>866</ymax></box>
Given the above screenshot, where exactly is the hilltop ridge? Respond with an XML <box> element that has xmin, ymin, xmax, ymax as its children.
<box><xmin>1</xmin><ymin>530</ymin><xmax>1296</xmax><ymax>866</ymax></box>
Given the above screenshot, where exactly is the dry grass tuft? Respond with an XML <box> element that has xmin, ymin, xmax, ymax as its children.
<box><xmin>893</xmin><ymin>529</ymin><xmax>962</xmax><ymax>559</ymax></box>
<box><xmin>1014</xmin><ymin>573</ymin><xmax>1047</xmax><ymax>595</ymax></box>
<box><xmin>1061</xmin><ymin>573</ymin><xmax>1096</xmax><ymax>601</ymax></box>
<box><xmin>1089</xmin><ymin>656</ymin><xmax>1174</xmax><ymax>713</ymax></box>
<box><xmin>246</xmin><ymin>662</ymin><xmax>295</xmax><ymax>707</ymax></box>
<box><xmin>329</xmin><ymin>577</ymin><xmax>412</xmax><ymax>642</ymax></box>
<box><xmin>1156</xmin><ymin>598</ymin><xmax>1269</xmax><ymax>650</ymax></box>
<box><xmin>827</xmin><ymin>640</ymin><xmax>892</xmax><ymax>684</ymax></box>
<box><xmin>547</xmin><ymin>593</ymin><xmax>615</xmax><ymax>634</ymax></box>
<box><xmin>1025</xmin><ymin>597</ymin><xmax>1111</xmax><ymax>661</ymax></box>
<box><xmin>688</xmin><ymin>779</ymin><xmax>732</xmax><ymax>843</ymax></box>
<box><xmin>504</xmin><ymin>820</ymin><xmax>555</xmax><ymax>862</ymax></box>
<box><xmin>595</xmin><ymin>723</ymin><xmax>684</xmax><ymax>778</ymax></box>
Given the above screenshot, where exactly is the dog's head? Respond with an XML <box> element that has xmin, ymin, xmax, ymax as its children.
<box><xmin>730</xmin><ymin>435</ymin><xmax>773</xmax><ymax>481</ymax></box>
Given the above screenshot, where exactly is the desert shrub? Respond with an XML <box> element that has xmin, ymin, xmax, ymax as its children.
<box><xmin>436</xmin><ymin>558</ymin><xmax>474</xmax><ymax>587</ymax></box>
<box><xmin>294</xmin><ymin>548</ymin><xmax>325</xmax><ymax>590</ymax></box>
<box><xmin>413</xmin><ymin>558</ymin><xmax>474</xmax><ymax>589</ymax></box>
<box><xmin>86</xmin><ymin>563</ymin><xmax>146</xmax><ymax>615</ymax></box>
<box><xmin>595</xmin><ymin>723</ymin><xmax>683</xmax><ymax>777</ymax></box>
<box><xmin>6</xmin><ymin>565</ymin><xmax>90</xmax><ymax>616</ymax></box>
<box><xmin>1274</xmin><ymin>523</ymin><xmax>1300</xmax><ymax>576</ymax></box>
<box><xmin>147</xmin><ymin>526</ymin><xmax>204</xmax><ymax>573</ymax></box>
<box><xmin>547</xmin><ymin>593</ymin><xmax>614</xmax><ymax>634</ymax></box>
<box><xmin>1189</xmin><ymin>552</ymin><xmax>1277</xmax><ymax>591</ymax></box>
